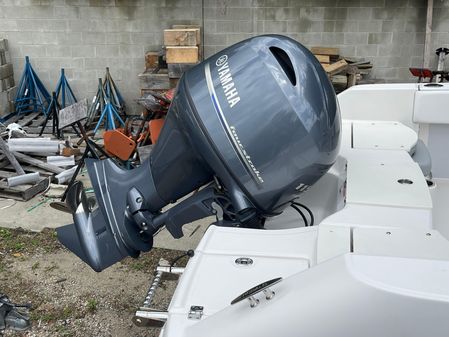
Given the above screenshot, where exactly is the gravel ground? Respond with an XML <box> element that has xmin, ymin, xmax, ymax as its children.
<box><xmin>0</xmin><ymin>227</ymin><xmax>187</xmax><ymax>337</ymax></box>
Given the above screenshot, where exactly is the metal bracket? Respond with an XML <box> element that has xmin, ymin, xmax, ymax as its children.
<box><xmin>188</xmin><ymin>306</ymin><xmax>204</xmax><ymax>320</ymax></box>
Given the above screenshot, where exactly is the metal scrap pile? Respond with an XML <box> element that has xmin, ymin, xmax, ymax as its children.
<box><xmin>0</xmin><ymin>113</ymin><xmax>83</xmax><ymax>201</ymax></box>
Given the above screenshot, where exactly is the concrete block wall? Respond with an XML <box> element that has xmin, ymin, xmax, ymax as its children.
<box><xmin>203</xmin><ymin>0</ymin><xmax>430</xmax><ymax>81</ymax></box>
<box><xmin>0</xmin><ymin>0</ymin><xmax>448</xmax><ymax>113</ymax></box>
<box><xmin>0</xmin><ymin>0</ymin><xmax>202</xmax><ymax>114</ymax></box>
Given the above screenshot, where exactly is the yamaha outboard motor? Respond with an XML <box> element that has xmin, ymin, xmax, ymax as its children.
<box><xmin>57</xmin><ymin>35</ymin><xmax>341</xmax><ymax>271</ymax></box>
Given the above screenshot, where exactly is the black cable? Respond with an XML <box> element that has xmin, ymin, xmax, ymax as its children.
<box><xmin>290</xmin><ymin>203</ymin><xmax>308</xmax><ymax>227</ymax></box>
<box><xmin>293</xmin><ymin>202</ymin><xmax>315</xmax><ymax>226</ymax></box>
<box><xmin>169</xmin><ymin>249</ymin><xmax>195</xmax><ymax>272</ymax></box>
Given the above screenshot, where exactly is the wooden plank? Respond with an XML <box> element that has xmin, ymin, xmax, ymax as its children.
<box><xmin>166</xmin><ymin>46</ymin><xmax>198</xmax><ymax>64</ymax></box>
<box><xmin>29</xmin><ymin>114</ymin><xmax>47</xmax><ymax>127</ymax></box>
<box><xmin>24</xmin><ymin>126</ymin><xmax>76</xmax><ymax>134</ymax></box>
<box><xmin>331</xmin><ymin>75</ymin><xmax>348</xmax><ymax>87</ymax></box>
<box><xmin>322</xmin><ymin>59</ymin><xmax>348</xmax><ymax>76</ymax></box>
<box><xmin>0</xmin><ymin>177</ymin><xmax>49</xmax><ymax>201</ymax></box>
<box><xmin>3</xmin><ymin>164</ymin><xmax>55</xmax><ymax>177</ymax></box>
<box><xmin>344</xmin><ymin>56</ymin><xmax>365</xmax><ymax>63</ymax></box>
<box><xmin>314</xmin><ymin>54</ymin><xmax>330</xmax><ymax>64</ymax></box>
<box><xmin>167</xmin><ymin>63</ymin><xmax>196</xmax><ymax>78</ymax></box>
<box><xmin>59</xmin><ymin>99</ymin><xmax>87</xmax><ymax>129</ymax></box>
<box><xmin>311</xmin><ymin>47</ymin><xmax>339</xmax><ymax>57</ymax></box>
<box><xmin>171</xmin><ymin>25</ymin><xmax>201</xmax><ymax>43</ymax></box>
<box><xmin>164</xmin><ymin>29</ymin><xmax>199</xmax><ymax>46</ymax></box>
<box><xmin>0</xmin><ymin>137</ymin><xmax>25</xmax><ymax>174</ymax></box>
<box><xmin>14</xmin><ymin>112</ymin><xmax>39</xmax><ymax>127</ymax></box>
<box><xmin>145</xmin><ymin>52</ymin><xmax>159</xmax><ymax>70</ymax></box>
<box><xmin>138</xmin><ymin>72</ymin><xmax>171</xmax><ymax>90</ymax></box>
<box><xmin>12</xmin><ymin>151</ymin><xmax>64</xmax><ymax>174</ymax></box>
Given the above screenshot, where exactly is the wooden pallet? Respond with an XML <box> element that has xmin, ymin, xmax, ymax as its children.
<box><xmin>0</xmin><ymin>175</ymin><xmax>49</xmax><ymax>201</ymax></box>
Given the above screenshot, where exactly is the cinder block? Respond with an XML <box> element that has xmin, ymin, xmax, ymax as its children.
<box><xmin>265</xmin><ymin>8</ymin><xmax>289</xmax><ymax>21</ymax></box>
<box><xmin>21</xmin><ymin>45</ymin><xmax>47</xmax><ymax>58</ymax></box>
<box><xmin>372</xmin><ymin>67</ymin><xmax>399</xmax><ymax>80</ymax></box>
<box><xmin>82</xmin><ymin>32</ymin><xmax>106</xmax><ymax>45</ymax></box>
<box><xmin>206</xmin><ymin>34</ymin><xmax>226</xmax><ymax>46</ymax></box>
<box><xmin>335</xmin><ymin>20</ymin><xmax>358</xmax><ymax>33</ymax></box>
<box><xmin>297</xmin><ymin>33</ymin><xmax>323</xmax><ymax>46</ymax></box>
<box><xmin>322</xmin><ymin>33</ymin><xmax>344</xmax><ymax>45</ymax></box>
<box><xmin>7</xmin><ymin>86</ymin><xmax>17</xmax><ymax>101</ymax></box>
<box><xmin>0</xmin><ymin>76</ymin><xmax>14</xmax><ymax>92</ymax></box>
<box><xmin>337</xmin><ymin>0</ymin><xmax>362</xmax><ymax>7</ymax></box>
<box><xmin>216</xmin><ymin>21</ymin><xmax>238</xmax><ymax>33</ymax></box>
<box><xmin>119</xmin><ymin>45</ymin><xmax>144</xmax><ymax>58</ymax></box>
<box><xmin>300</xmin><ymin>7</ymin><xmax>325</xmax><ymax>20</ymax></box>
<box><xmin>356</xmin><ymin>20</ymin><xmax>382</xmax><ymax>33</ymax></box>
<box><xmin>368</xmin><ymin>32</ymin><xmax>393</xmax><ymax>44</ymax></box>
<box><xmin>0</xmin><ymin>51</ymin><xmax>5</xmax><ymax>65</ymax></box>
<box><xmin>265</xmin><ymin>21</ymin><xmax>287</xmax><ymax>33</ymax></box>
<box><xmin>347</xmin><ymin>8</ymin><xmax>371</xmax><ymax>20</ymax></box>
<box><xmin>95</xmin><ymin>45</ymin><xmax>120</xmax><ymax>58</ymax></box>
<box><xmin>266</xmin><ymin>0</ymin><xmax>288</xmax><ymax>7</ymax></box>
<box><xmin>324</xmin><ymin>8</ymin><xmax>347</xmax><ymax>20</ymax></box>
<box><xmin>0</xmin><ymin>91</ymin><xmax>12</xmax><ymax>116</ymax></box>
<box><xmin>45</xmin><ymin>45</ymin><xmax>72</xmax><ymax>57</ymax></box>
<box><xmin>4</xmin><ymin>51</ymin><xmax>11</xmax><ymax>64</ymax></box>
<box><xmin>0</xmin><ymin>39</ymin><xmax>8</xmax><ymax>52</ymax></box>
<box><xmin>356</xmin><ymin>44</ymin><xmax>378</xmax><ymax>57</ymax></box>
<box><xmin>344</xmin><ymin>32</ymin><xmax>368</xmax><ymax>45</ymax></box>
<box><xmin>0</xmin><ymin>63</ymin><xmax>13</xmax><ymax>80</ymax></box>
<box><xmin>72</xmin><ymin>45</ymin><xmax>95</xmax><ymax>58</ymax></box>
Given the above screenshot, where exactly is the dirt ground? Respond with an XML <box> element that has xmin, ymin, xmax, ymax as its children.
<box><xmin>0</xmin><ymin>227</ymin><xmax>187</xmax><ymax>337</ymax></box>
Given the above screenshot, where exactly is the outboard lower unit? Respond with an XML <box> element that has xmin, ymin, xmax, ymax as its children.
<box><xmin>57</xmin><ymin>35</ymin><xmax>341</xmax><ymax>271</ymax></box>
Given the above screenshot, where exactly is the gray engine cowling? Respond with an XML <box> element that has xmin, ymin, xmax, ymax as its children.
<box><xmin>57</xmin><ymin>34</ymin><xmax>341</xmax><ymax>271</ymax></box>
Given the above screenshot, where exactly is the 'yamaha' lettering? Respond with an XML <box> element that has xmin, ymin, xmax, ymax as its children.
<box><xmin>216</xmin><ymin>56</ymin><xmax>241</xmax><ymax>108</ymax></box>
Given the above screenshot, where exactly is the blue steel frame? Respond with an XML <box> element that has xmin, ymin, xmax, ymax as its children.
<box><xmin>14</xmin><ymin>56</ymin><xmax>51</xmax><ymax>115</ymax></box>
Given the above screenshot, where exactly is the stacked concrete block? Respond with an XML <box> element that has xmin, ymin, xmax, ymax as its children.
<box><xmin>0</xmin><ymin>39</ymin><xmax>16</xmax><ymax>118</ymax></box>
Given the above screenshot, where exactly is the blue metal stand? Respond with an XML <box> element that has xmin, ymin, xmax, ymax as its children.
<box><xmin>55</xmin><ymin>68</ymin><xmax>77</xmax><ymax>108</ymax></box>
<box><xmin>14</xmin><ymin>56</ymin><xmax>51</xmax><ymax>115</ymax></box>
<box><xmin>103</xmin><ymin>67</ymin><xmax>125</xmax><ymax>114</ymax></box>
<box><xmin>93</xmin><ymin>99</ymin><xmax>125</xmax><ymax>135</ymax></box>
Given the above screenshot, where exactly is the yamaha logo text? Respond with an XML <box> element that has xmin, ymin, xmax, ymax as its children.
<box><xmin>215</xmin><ymin>54</ymin><xmax>241</xmax><ymax>108</ymax></box>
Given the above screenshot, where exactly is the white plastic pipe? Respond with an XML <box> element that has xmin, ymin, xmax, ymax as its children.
<box><xmin>55</xmin><ymin>166</ymin><xmax>77</xmax><ymax>184</ymax></box>
<box><xmin>7</xmin><ymin>172</ymin><xmax>40</xmax><ymax>187</ymax></box>
<box><xmin>47</xmin><ymin>156</ymin><xmax>75</xmax><ymax>167</ymax></box>
<box><xmin>8</xmin><ymin>138</ymin><xmax>59</xmax><ymax>153</ymax></box>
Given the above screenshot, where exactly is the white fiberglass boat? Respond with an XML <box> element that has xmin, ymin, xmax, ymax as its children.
<box><xmin>150</xmin><ymin>82</ymin><xmax>449</xmax><ymax>337</ymax></box>
<box><xmin>55</xmin><ymin>36</ymin><xmax>449</xmax><ymax>337</ymax></box>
